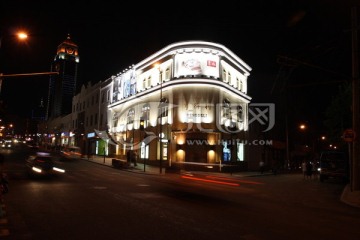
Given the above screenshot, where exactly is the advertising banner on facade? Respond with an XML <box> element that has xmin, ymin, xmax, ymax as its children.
<box><xmin>113</xmin><ymin>69</ymin><xmax>137</xmax><ymax>101</ymax></box>
<box><xmin>174</xmin><ymin>53</ymin><xmax>219</xmax><ymax>78</ymax></box>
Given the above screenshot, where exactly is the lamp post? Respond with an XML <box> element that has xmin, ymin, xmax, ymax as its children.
<box><xmin>157</xmin><ymin>64</ymin><xmax>164</xmax><ymax>174</ymax></box>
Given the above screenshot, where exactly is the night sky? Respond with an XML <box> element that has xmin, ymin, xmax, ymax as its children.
<box><xmin>0</xmin><ymin>0</ymin><xmax>358</xmax><ymax>133</ymax></box>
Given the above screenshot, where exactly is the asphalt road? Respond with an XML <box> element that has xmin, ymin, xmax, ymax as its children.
<box><xmin>1</xmin><ymin>146</ymin><xmax>360</xmax><ymax>240</ymax></box>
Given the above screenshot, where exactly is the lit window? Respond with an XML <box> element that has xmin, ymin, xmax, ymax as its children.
<box><xmin>165</xmin><ymin>68</ymin><xmax>170</xmax><ymax>80</ymax></box>
<box><xmin>147</xmin><ymin>77</ymin><xmax>151</xmax><ymax>88</ymax></box>
<box><xmin>222</xmin><ymin>69</ymin><xmax>227</xmax><ymax>82</ymax></box>
<box><xmin>141</xmin><ymin>104</ymin><xmax>150</xmax><ymax>128</ymax></box>
<box><xmin>158</xmin><ymin>98</ymin><xmax>168</xmax><ymax>124</ymax></box>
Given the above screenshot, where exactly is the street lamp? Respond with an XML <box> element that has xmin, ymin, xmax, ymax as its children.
<box><xmin>0</xmin><ymin>30</ymin><xmax>58</xmax><ymax>94</ymax></box>
<box><xmin>156</xmin><ymin>63</ymin><xmax>164</xmax><ymax>174</ymax></box>
<box><xmin>0</xmin><ymin>30</ymin><xmax>28</xmax><ymax>49</ymax></box>
<box><xmin>0</xmin><ymin>30</ymin><xmax>29</xmax><ymax>94</ymax></box>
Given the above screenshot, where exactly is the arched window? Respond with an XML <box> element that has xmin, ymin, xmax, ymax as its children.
<box><xmin>127</xmin><ymin>108</ymin><xmax>135</xmax><ymax>125</ymax></box>
<box><xmin>223</xmin><ymin>98</ymin><xmax>230</xmax><ymax>119</ymax></box>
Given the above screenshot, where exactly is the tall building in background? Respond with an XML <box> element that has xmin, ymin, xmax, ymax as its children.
<box><xmin>47</xmin><ymin>34</ymin><xmax>80</xmax><ymax>119</ymax></box>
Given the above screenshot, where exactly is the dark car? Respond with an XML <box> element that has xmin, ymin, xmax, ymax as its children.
<box><xmin>26</xmin><ymin>152</ymin><xmax>65</xmax><ymax>178</ymax></box>
<box><xmin>319</xmin><ymin>151</ymin><xmax>349</xmax><ymax>183</ymax></box>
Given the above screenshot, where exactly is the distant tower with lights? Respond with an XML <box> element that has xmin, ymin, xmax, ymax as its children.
<box><xmin>47</xmin><ymin>34</ymin><xmax>80</xmax><ymax>119</ymax></box>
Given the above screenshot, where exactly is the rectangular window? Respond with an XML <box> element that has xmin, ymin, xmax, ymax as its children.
<box><xmin>165</xmin><ymin>68</ymin><xmax>170</xmax><ymax>80</ymax></box>
<box><xmin>147</xmin><ymin>77</ymin><xmax>151</xmax><ymax>88</ymax></box>
<box><xmin>222</xmin><ymin>69</ymin><xmax>227</xmax><ymax>82</ymax></box>
<box><xmin>141</xmin><ymin>104</ymin><xmax>150</xmax><ymax>127</ymax></box>
<box><xmin>158</xmin><ymin>103</ymin><xmax>168</xmax><ymax>125</ymax></box>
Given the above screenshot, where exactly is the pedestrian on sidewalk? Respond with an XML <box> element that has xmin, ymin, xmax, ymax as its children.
<box><xmin>0</xmin><ymin>153</ymin><xmax>4</xmax><ymax>171</ymax></box>
<box><xmin>126</xmin><ymin>150</ymin><xmax>132</xmax><ymax>165</ymax></box>
<box><xmin>311</xmin><ymin>160</ymin><xmax>319</xmax><ymax>180</ymax></box>
<box><xmin>305</xmin><ymin>161</ymin><xmax>313</xmax><ymax>180</ymax></box>
<box><xmin>259</xmin><ymin>160</ymin><xmax>265</xmax><ymax>174</ymax></box>
<box><xmin>301</xmin><ymin>160</ymin><xmax>307</xmax><ymax>179</ymax></box>
<box><xmin>131</xmin><ymin>150</ymin><xmax>138</xmax><ymax>167</ymax></box>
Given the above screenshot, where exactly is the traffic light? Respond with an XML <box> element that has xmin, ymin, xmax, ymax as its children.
<box><xmin>140</xmin><ymin>118</ymin><xmax>144</xmax><ymax>130</ymax></box>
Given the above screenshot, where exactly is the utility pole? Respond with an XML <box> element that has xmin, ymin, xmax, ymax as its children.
<box><xmin>351</xmin><ymin>6</ymin><xmax>360</xmax><ymax>191</ymax></box>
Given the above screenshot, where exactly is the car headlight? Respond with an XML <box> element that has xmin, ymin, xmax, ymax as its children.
<box><xmin>53</xmin><ymin>167</ymin><xmax>65</xmax><ymax>173</ymax></box>
<box><xmin>32</xmin><ymin>166</ymin><xmax>42</xmax><ymax>173</ymax></box>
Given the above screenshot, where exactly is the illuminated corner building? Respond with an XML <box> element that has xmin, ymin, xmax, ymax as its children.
<box><xmin>108</xmin><ymin>41</ymin><xmax>252</xmax><ymax>171</ymax></box>
<box><xmin>47</xmin><ymin>34</ymin><xmax>80</xmax><ymax>119</ymax></box>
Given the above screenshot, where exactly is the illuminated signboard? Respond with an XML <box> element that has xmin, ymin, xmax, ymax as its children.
<box><xmin>87</xmin><ymin>132</ymin><xmax>95</xmax><ymax>138</ymax></box>
<box><xmin>174</xmin><ymin>52</ymin><xmax>220</xmax><ymax>78</ymax></box>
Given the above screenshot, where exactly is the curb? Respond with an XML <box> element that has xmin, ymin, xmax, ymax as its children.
<box><xmin>340</xmin><ymin>184</ymin><xmax>360</xmax><ymax>208</ymax></box>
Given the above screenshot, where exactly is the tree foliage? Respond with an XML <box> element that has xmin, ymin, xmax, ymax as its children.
<box><xmin>324</xmin><ymin>82</ymin><xmax>352</xmax><ymax>147</ymax></box>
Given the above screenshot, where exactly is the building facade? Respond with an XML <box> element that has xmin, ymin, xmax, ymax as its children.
<box><xmin>42</xmin><ymin>41</ymin><xmax>255</xmax><ymax>172</ymax></box>
<box><xmin>47</xmin><ymin>34</ymin><xmax>80</xmax><ymax>119</ymax></box>
<box><xmin>108</xmin><ymin>41</ymin><xmax>252</xmax><ymax>171</ymax></box>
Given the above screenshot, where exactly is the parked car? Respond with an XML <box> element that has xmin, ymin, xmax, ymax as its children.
<box><xmin>319</xmin><ymin>151</ymin><xmax>349</xmax><ymax>183</ymax></box>
<box><xmin>26</xmin><ymin>152</ymin><xmax>65</xmax><ymax>178</ymax></box>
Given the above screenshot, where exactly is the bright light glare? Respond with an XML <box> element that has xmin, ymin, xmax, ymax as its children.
<box><xmin>17</xmin><ymin>32</ymin><xmax>28</xmax><ymax>40</ymax></box>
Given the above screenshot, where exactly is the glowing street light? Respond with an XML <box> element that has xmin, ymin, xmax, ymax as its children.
<box><xmin>299</xmin><ymin>124</ymin><xmax>306</xmax><ymax>130</ymax></box>
<box><xmin>0</xmin><ymin>30</ymin><xmax>58</xmax><ymax>94</ymax></box>
<box><xmin>0</xmin><ymin>30</ymin><xmax>29</xmax><ymax>49</ymax></box>
<box><xmin>17</xmin><ymin>32</ymin><xmax>28</xmax><ymax>40</ymax></box>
